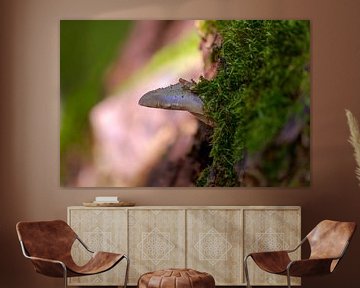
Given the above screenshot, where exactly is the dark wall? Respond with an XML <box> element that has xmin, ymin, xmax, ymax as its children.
<box><xmin>1</xmin><ymin>0</ymin><xmax>360</xmax><ymax>287</ymax></box>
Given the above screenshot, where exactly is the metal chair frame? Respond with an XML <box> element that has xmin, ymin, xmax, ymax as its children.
<box><xmin>244</xmin><ymin>236</ymin><xmax>350</xmax><ymax>288</ymax></box>
<box><xmin>19</xmin><ymin>233</ymin><xmax>129</xmax><ymax>288</ymax></box>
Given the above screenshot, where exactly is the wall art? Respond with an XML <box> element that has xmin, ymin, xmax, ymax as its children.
<box><xmin>60</xmin><ymin>20</ymin><xmax>310</xmax><ymax>187</ymax></box>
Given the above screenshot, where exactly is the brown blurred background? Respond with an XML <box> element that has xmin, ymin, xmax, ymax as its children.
<box><xmin>1</xmin><ymin>0</ymin><xmax>360</xmax><ymax>288</ymax></box>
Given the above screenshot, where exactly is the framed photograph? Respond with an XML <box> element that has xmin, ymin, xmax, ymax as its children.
<box><xmin>60</xmin><ymin>20</ymin><xmax>310</xmax><ymax>187</ymax></box>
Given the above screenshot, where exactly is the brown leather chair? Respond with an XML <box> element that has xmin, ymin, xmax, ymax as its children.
<box><xmin>244</xmin><ymin>220</ymin><xmax>356</xmax><ymax>288</ymax></box>
<box><xmin>16</xmin><ymin>220</ymin><xmax>129</xmax><ymax>288</ymax></box>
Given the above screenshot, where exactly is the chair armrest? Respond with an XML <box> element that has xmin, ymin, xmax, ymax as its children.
<box><xmin>285</xmin><ymin>237</ymin><xmax>307</xmax><ymax>253</ymax></box>
<box><xmin>247</xmin><ymin>250</ymin><xmax>290</xmax><ymax>258</ymax></box>
<box><xmin>287</xmin><ymin>258</ymin><xmax>336</xmax><ymax>277</ymax></box>
<box><xmin>25</xmin><ymin>255</ymin><xmax>65</xmax><ymax>266</ymax></box>
<box><xmin>245</xmin><ymin>237</ymin><xmax>306</xmax><ymax>259</ymax></box>
<box><xmin>19</xmin><ymin>240</ymin><xmax>67</xmax><ymax>277</ymax></box>
<box><xmin>76</xmin><ymin>236</ymin><xmax>94</xmax><ymax>253</ymax></box>
<box><xmin>25</xmin><ymin>255</ymin><xmax>67</xmax><ymax>277</ymax></box>
<box><xmin>245</xmin><ymin>237</ymin><xmax>305</xmax><ymax>258</ymax></box>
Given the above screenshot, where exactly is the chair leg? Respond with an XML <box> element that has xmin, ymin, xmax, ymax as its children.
<box><xmin>286</xmin><ymin>269</ymin><xmax>291</xmax><ymax>288</ymax></box>
<box><xmin>244</xmin><ymin>255</ymin><xmax>252</xmax><ymax>288</ymax></box>
<box><xmin>62</xmin><ymin>264</ymin><xmax>68</xmax><ymax>288</ymax></box>
<box><xmin>123</xmin><ymin>255</ymin><xmax>130</xmax><ymax>288</ymax></box>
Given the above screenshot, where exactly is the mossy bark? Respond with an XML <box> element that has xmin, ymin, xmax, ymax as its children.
<box><xmin>194</xmin><ymin>20</ymin><xmax>310</xmax><ymax>187</ymax></box>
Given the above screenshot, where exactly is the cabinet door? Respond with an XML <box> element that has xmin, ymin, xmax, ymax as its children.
<box><xmin>243</xmin><ymin>208</ymin><xmax>301</xmax><ymax>286</ymax></box>
<box><xmin>187</xmin><ymin>209</ymin><xmax>243</xmax><ymax>285</ymax></box>
<box><xmin>128</xmin><ymin>209</ymin><xmax>186</xmax><ymax>284</ymax></box>
<box><xmin>68</xmin><ymin>208</ymin><xmax>127</xmax><ymax>286</ymax></box>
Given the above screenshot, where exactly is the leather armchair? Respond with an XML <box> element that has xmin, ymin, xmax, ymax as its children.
<box><xmin>16</xmin><ymin>220</ymin><xmax>129</xmax><ymax>288</ymax></box>
<box><xmin>244</xmin><ymin>220</ymin><xmax>356</xmax><ymax>288</ymax></box>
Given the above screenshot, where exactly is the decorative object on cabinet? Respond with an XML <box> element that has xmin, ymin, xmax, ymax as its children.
<box><xmin>94</xmin><ymin>196</ymin><xmax>120</xmax><ymax>203</ymax></box>
<box><xmin>83</xmin><ymin>201</ymin><xmax>135</xmax><ymax>207</ymax></box>
<box><xmin>16</xmin><ymin>220</ymin><xmax>129</xmax><ymax>288</ymax></box>
<box><xmin>82</xmin><ymin>196</ymin><xmax>135</xmax><ymax>207</ymax></box>
<box><xmin>138</xmin><ymin>268</ymin><xmax>215</xmax><ymax>288</ymax></box>
<box><xmin>68</xmin><ymin>206</ymin><xmax>300</xmax><ymax>286</ymax></box>
<box><xmin>244</xmin><ymin>220</ymin><xmax>357</xmax><ymax>288</ymax></box>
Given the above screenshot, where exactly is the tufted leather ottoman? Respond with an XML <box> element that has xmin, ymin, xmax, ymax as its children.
<box><xmin>138</xmin><ymin>268</ymin><xmax>215</xmax><ymax>288</ymax></box>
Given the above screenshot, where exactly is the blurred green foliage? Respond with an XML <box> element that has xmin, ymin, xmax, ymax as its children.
<box><xmin>195</xmin><ymin>20</ymin><xmax>310</xmax><ymax>186</ymax></box>
<box><xmin>118</xmin><ymin>29</ymin><xmax>201</xmax><ymax>93</ymax></box>
<box><xmin>60</xmin><ymin>20</ymin><xmax>132</xmax><ymax>185</ymax></box>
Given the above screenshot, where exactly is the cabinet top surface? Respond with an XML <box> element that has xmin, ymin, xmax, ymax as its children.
<box><xmin>68</xmin><ymin>205</ymin><xmax>301</xmax><ymax>210</ymax></box>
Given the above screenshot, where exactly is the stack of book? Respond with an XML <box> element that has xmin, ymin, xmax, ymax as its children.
<box><xmin>93</xmin><ymin>196</ymin><xmax>119</xmax><ymax>204</ymax></box>
<box><xmin>82</xmin><ymin>196</ymin><xmax>135</xmax><ymax>207</ymax></box>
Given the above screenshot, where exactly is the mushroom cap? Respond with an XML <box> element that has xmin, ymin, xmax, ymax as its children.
<box><xmin>139</xmin><ymin>82</ymin><xmax>204</xmax><ymax>115</ymax></box>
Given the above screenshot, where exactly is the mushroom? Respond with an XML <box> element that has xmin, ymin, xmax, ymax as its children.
<box><xmin>138</xmin><ymin>78</ymin><xmax>213</xmax><ymax>126</ymax></box>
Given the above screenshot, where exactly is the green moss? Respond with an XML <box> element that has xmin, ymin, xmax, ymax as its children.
<box><xmin>194</xmin><ymin>20</ymin><xmax>310</xmax><ymax>187</ymax></box>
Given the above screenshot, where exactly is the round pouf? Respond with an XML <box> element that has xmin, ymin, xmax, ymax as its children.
<box><xmin>138</xmin><ymin>268</ymin><xmax>215</xmax><ymax>288</ymax></box>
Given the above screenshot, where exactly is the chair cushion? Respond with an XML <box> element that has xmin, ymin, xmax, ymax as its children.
<box><xmin>138</xmin><ymin>268</ymin><xmax>215</xmax><ymax>288</ymax></box>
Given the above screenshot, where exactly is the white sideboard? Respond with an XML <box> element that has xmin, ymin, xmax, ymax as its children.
<box><xmin>67</xmin><ymin>206</ymin><xmax>301</xmax><ymax>286</ymax></box>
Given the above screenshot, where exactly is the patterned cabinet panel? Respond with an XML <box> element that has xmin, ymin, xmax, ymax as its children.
<box><xmin>68</xmin><ymin>208</ymin><xmax>127</xmax><ymax>286</ymax></box>
<box><xmin>128</xmin><ymin>209</ymin><xmax>186</xmax><ymax>284</ymax></box>
<box><xmin>187</xmin><ymin>209</ymin><xmax>243</xmax><ymax>285</ymax></box>
<box><xmin>243</xmin><ymin>208</ymin><xmax>301</xmax><ymax>286</ymax></box>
